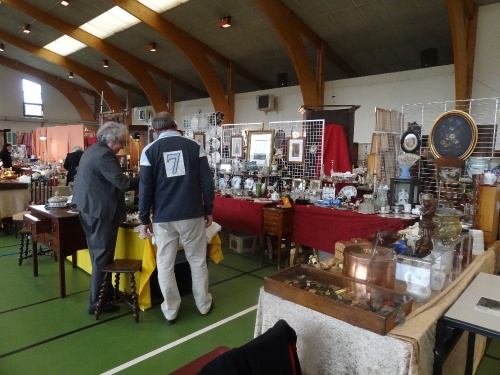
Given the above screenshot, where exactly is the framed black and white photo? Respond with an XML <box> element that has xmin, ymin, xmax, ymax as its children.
<box><xmin>138</xmin><ymin>109</ymin><xmax>146</xmax><ymax>121</ymax></box>
<box><xmin>247</xmin><ymin>130</ymin><xmax>274</xmax><ymax>168</ymax></box>
<box><xmin>287</xmin><ymin>137</ymin><xmax>305</xmax><ymax>164</ymax></box>
<box><xmin>230</xmin><ymin>135</ymin><xmax>244</xmax><ymax>158</ymax></box>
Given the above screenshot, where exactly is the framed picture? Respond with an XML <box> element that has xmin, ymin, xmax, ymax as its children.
<box><xmin>230</xmin><ymin>135</ymin><xmax>244</xmax><ymax>158</ymax></box>
<box><xmin>292</xmin><ymin>178</ymin><xmax>304</xmax><ymax>190</ymax></box>
<box><xmin>400</xmin><ymin>130</ymin><xmax>421</xmax><ymax>153</ymax></box>
<box><xmin>138</xmin><ymin>110</ymin><xmax>146</xmax><ymax>120</ymax></box>
<box><xmin>247</xmin><ymin>130</ymin><xmax>274</xmax><ymax>168</ymax></box>
<box><xmin>309</xmin><ymin>179</ymin><xmax>322</xmax><ymax>190</ymax></box>
<box><xmin>193</xmin><ymin>132</ymin><xmax>205</xmax><ymax>146</ymax></box>
<box><xmin>429</xmin><ymin>110</ymin><xmax>478</xmax><ymax>160</ymax></box>
<box><xmin>287</xmin><ymin>137</ymin><xmax>305</xmax><ymax>164</ymax></box>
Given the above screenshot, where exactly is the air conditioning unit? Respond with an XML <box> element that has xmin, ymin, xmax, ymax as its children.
<box><xmin>256</xmin><ymin>94</ymin><xmax>275</xmax><ymax>111</ymax></box>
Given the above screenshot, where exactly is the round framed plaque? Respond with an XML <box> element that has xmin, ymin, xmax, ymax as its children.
<box><xmin>429</xmin><ymin>110</ymin><xmax>478</xmax><ymax>160</ymax></box>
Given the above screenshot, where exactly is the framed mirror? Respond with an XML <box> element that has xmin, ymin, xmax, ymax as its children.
<box><xmin>400</xmin><ymin>130</ymin><xmax>421</xmax><ymax>153</ymax></box>
<box><xmin>247</xmin><ymin>130</ymin><xmax>274</xmax><ymax>168</ymax></box>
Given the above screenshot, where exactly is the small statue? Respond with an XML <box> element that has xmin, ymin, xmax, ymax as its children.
<box><xmin>414</xmin><ymin>194</ymin><xmax>435</xmax><ymax>257</ymax></box>
<box><xmin>398</xmin><ymin>188</ymin><xmax>409</xmax><ymax>205</ymax></box>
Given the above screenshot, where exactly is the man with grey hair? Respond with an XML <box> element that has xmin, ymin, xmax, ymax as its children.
<box><xmin>72</xmin><ymin>121</ymin><xmax>139</xmax><ymax>314</ymax></box>
<box><xmin>139</xmin><ymin>112</ymin><xmax>214</xmax><ymax>325</ymax></box>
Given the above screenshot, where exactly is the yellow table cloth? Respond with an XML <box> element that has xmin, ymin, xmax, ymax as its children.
<box><xmin>74</xmin><ymin>227</ymin><xmax>223</xmax><ymax>310</ymax></box>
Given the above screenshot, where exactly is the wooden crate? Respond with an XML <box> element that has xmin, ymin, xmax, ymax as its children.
<box><xmin>264</xmin><ymin>264</ymin><xmax>412</xmax><ymax>335</ymax></box>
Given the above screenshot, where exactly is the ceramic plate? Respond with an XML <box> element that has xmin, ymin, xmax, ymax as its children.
<box><xmin>339</xmin><ymin>185</ymin><xmax>357</xmax><ymax>199</ymax></box>
<box><xmin>210</xmin><ymin>126</ymin><xmax>222</xmax><ymax>138</ymax></box>
<box><xmin>231</xmin><ymin>176</ymin><xmax>241</xmax><ymax>188</ymax></box>
<box><xmin>190</xmin><ymin>116</ymin><xmax>199</xmax><ymax>131</ymax></box>
<box><xmin>244</xmin><ymin>177</ymin><xmax>254</xmax><ymax>190</ymax></box>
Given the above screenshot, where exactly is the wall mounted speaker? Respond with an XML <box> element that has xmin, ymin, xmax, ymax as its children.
<box><xmin>278</xmin><ymin>73</ymin><xmax>288</xmax><ymax>87</ymax></box>
<box><xmin>420</xmin><ymin>48</ymin><xmax>438</xmax><ymax>68</ymax></box>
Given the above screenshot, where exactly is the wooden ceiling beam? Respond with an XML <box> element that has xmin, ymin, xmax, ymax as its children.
<box><xmin>112</xmin><ymin>0</ymin><xmax>270</xmax><ymax>92</ymax></box>
<box><xmin>254</xmin><ymin>0</ymin><xmax>321</xmax><ymax>106</ymax></box>
<box><xmin>0</xmin><ymin>30</ymin><xmax>123</xmax><ymax>113</ymax></box>
<box><xmin>3</xmin><ymin>0</ymin><xmax>169</xmax><ymax>113</ymax></box>
<box><xmin>0</xmin><ymin>55</ymin><xmax>96</xmax><ymax>121</ymax></box>
<box><xmin>112</xmin><ymin>0</ymin><xmax>232</xmax><ymax>121</ymax></box>
<box><xmin>447</xmin><ymin>0</ymin><xmax>478</xmax><ymax>103</ymax></box>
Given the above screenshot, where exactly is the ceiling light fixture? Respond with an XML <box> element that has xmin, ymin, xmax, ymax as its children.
<box><xmin>23</xmin><ymin>24</ymin><xmax>31</xmax><ymax>34</ymax></box>
<box><xmin>218</xmin><ymin>16</ymin><xmax>231</xmax><ymax>28</ymax></box>
<box><xmin>102</xmin><ymin>59</ymin><xmax>109</xmax><ymax>68</ymax></box>
<box><xmin>68</xmin><ymin>71</ymin><xmax>74</xmax><ymax>78</ymax></box>
<box><xmin>61</xmin><ymin>0</ymin><xmax>70</xmax><ymax>5</ymax></box>
<box><xmin>0</xmin><ymin>43</ymin><xmax>4</xmax><ymax>52</ymax></box>
<box><xmin>148</xmin><ymin>42</ymin><xmax>157</xmax><ymax>52</ymax></box>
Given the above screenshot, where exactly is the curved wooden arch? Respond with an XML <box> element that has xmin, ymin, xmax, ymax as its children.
<box><xmin>447</xmin><ymin>0</ymin><xmax>478</xmax><ymax>103</ymax></box>
<box><xmin>0</xmin><ymin>55</ymin><xmax>96</xmax><ymax>121</ymax></box>
<box><xmin>3</xmin><ymin>0</ymin><xmax>169</xmax><ymax>113</ymax></box>
<box><xmin>0</xmin><ymin>30</ymin><xmax>123</xmax><ymax>113</ymax></box>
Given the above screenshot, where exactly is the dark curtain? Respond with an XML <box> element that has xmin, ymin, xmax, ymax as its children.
<box><xmin>306</xmin><ymin>107</ymin><xmax>359</xmax><ymax>166</ymax></box>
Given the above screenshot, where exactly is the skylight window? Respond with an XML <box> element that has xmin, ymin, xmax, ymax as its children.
<box><xmin>42</xmin><ymin>1</ymin><xmax>190</xmax><ymax>57</ymax></box>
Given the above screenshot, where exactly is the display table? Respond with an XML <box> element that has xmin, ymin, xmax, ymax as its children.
<box><xmin>0</xmin><ymin>180</ymin><xmax>29</xmax><ymax>219</ymax></box>
<box><xmin>292</xmin><ymin>204</ymin><xmax>418</xmax><ymax>253</ymax></box>
<box><xmin>212</xmin><ymin>195</ymin><xmax>272</xmax><ymax>235</ymax></box>
<box><xmin>74</xmin><ymin>227</ymin><xmax>222</xmax><ymax>310</ymax></box>
<box><xmin>254</xmin><ymin>247</ymin><xmax>496</xmax><ymax>375</ymax></box>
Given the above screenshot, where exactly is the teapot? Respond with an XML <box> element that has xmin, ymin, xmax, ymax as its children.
<box><xmin>270</xmin><ymin>191</ymin><xmax>280</xmax><ymax>202</ymax></box>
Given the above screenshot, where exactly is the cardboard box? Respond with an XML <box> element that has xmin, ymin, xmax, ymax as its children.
<box><xmin>264</xmin><ymin>264</ymin><xmax>412</xmax><ymax>335</ymax></box>
<box><xmin>229</xmin><ymin>233</ymin><xmax>255</xmax><ymax>253</ymax></box>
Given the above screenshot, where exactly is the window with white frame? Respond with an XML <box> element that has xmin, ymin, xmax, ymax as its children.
<box><xmin>22</xmin><ymin>79</ymin><xmax>43</xmax><ymax>117</ymax></box>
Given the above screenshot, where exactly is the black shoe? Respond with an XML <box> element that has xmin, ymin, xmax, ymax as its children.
<box><xmin>89</xmin><ymin>304</ymin><xmax>120</xmax><ymax>315</ymax></box>
<box><xmin>201</xmin><ymin>302</ymin><xmax>213</xmax><ymax>316</ymax></box>
<box><xmin>166</xmin><ymin>318</ymin><xmax>177</xmax><ymax>325</ymax></box>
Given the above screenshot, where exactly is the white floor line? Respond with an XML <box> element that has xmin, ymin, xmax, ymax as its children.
<box><xmin>101</xmin><ymin>305</ymin><xmax>258</xmax><ymax>375</ymax></box>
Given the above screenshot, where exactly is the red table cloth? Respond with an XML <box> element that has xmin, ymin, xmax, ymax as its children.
<box><xmin>212</xmin><ymin>196</ymin><xmax>272</xmax><ymax>236</ymax></box>
<box><xmin>292</xmin><ymin>204</ymin><xmax>417</xmax><ymax>254</ymax></box>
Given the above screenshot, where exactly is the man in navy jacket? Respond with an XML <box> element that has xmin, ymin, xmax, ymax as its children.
<box><xmin>139</xmin><ymin>112</ymin><xmax>214</xmax><ymax>324</ymax></box>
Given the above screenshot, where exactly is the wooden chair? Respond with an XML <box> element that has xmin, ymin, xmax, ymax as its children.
<box><xmin>95</xmin><ymin>259</ymin><xmax>142</xmax><ymax>323</ymax></box>
<box><xmin>15</xmin><ymin>176</ymin><xmax>54</xmax><ymax>265</ymax></box>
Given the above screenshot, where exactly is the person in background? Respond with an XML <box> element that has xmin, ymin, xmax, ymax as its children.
<box><xmin>139</xmin><ymin>112</ymin><xmax>214</xmax><ymax>325</ymax></box>
<box><xmin>72</xmin><ymin>122</ymin><xmax>139</xmax><ymax>315</ymax></box>
<box><xmin>0</xmin><ymin>143</ymin><xmax>13</xmax><ymax>168</ymax></box>
<box><xmin>64</xmin><ymin>146</ymin><xmax>84</xmax><ymax>185</ymax></box>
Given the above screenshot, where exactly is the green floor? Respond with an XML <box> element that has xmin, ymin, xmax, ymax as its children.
<box><xmin>0</xmin><ymin>228</ymin><xmax>499</xmax><ymax>374</ymax></box>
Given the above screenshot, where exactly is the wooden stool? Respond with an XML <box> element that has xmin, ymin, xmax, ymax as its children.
<box><xmin>95</xmin><ymin>259</ymin><xmax>142</xmax><ymax>323</ymax></box>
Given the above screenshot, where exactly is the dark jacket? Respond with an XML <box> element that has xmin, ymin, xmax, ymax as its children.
<box><xmin>72</xmin><ymin>141</ymin><xmax>139</xmax><ymax>223</ymax></box>
<box><xmin>138</xmin><ymin>131</ymin><xmax>214</xmax><ymax>225</ymax></box>
<box><xmin>0</xmin><ymin>147</ymin><xmax>12</xmax><ymax>168</ymax></box>
<box><xmin>64</xmin><ymin>150</ymin><xmax>84</xmax><ymax>185</ymax></box>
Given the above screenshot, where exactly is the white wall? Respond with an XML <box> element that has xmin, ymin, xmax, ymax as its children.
<box><xmin>173</xmin><ymin>65</ymin><xmax>456</xmax><ymax>144</ymax></box>
<box><xmin>472</xmin><ymin>3</ymin><xmax>500</xmax><ymax>99</ymax></box>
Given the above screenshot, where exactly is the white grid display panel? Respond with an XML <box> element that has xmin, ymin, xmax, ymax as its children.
<box><xmin>402</xmin><ymin>98</ymin><xmax>500</xmax><ymax>206</ymax></box>
<box><xmin>372</xmin><ymin>108</ymin><xmax>403</xmax><ymax>187</ymax></box>
<box><xmin>268</xmin><ymin>120</ymin><xmax>325</xmax><ymax>180</ymax></box>
<box><xmin>182</xmin><ymin>112</ymin><xmax>217</xmax><ymax>131</ymax></box>
<box><xmin>220</xmin><ymin>123</ymin><xmax>264</xmax><ymax>164</ymax></box>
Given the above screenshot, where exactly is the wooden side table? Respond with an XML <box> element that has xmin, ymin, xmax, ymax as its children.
<box><xmin>261</xmin><ymin>207</ymin><xmax>293</xmax><ymax>270</ymax></box>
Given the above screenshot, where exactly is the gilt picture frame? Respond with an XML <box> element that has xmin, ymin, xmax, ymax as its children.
<box><xmin>247</xmin><ymin>130</ymin><xmax>274</xmax><ymax>168</ymax></box>
<box><xmin>193</xmin><ymin>132</ymin><xmax>205</xmax><ymax>146</ymax></box>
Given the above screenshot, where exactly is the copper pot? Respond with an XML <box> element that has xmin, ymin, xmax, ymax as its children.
<box><xmin>342</xmin><ymin>244</ymin><xmax>396</xmax><ymax>289</ymax></box>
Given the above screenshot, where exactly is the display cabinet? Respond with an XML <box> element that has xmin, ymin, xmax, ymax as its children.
<box><xmin>389</xmin><ymin>178</ymin><xmax>421</xmax><ymax>207</ymax></box>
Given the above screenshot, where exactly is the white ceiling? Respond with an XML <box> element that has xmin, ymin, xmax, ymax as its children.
<box><xmin>0</xmin><ymin>0</ymin><xmax>499</xmax><ymax>108</ymax></box>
